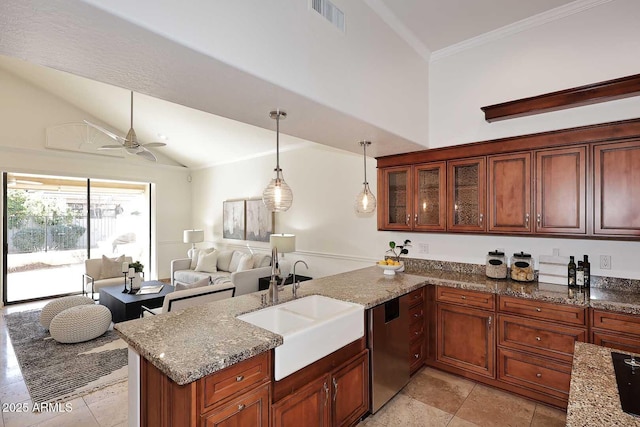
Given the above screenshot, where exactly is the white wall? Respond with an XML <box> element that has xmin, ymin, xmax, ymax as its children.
<box><xmin>429</xmin><ymin>0</ymin><xmax>640</xmax><ymax>147</ymax></box>
<box><xmin>80</xmin><ymin>0</ymin><xmax>429</xmax><ymax>145</ymax></box>
<box><xmin>0</xmin><ymin>69</ymin><xmax>192</xmax><ymax>304</ymax></box>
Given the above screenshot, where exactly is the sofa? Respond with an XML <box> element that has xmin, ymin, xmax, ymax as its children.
<box><xmin>171</xmin><ymin>248</ymin><xmax>272</xmax><ymax>296</ymax></box>
<box><xmin>141</xmin><ymin>279</ymin><xmax>235</xmax><ymax>316</ymax></box>
<box><xmin>83</xmin><ymin>255</ymin><xmax>133</xmax><ymax>299</ymax></box>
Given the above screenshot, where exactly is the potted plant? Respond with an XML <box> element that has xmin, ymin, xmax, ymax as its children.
<box><xmin>129</xmin><ymin>261</ymin><xmax>144</xmax><ymax>273</ymax></box>
<box><xmin>129</xmin><ymin>261</ymin><xmax>144</xmax><ymax>290</ymax></box>
<box><xmin>386</xmin><ymin>240</ymin><xmax>411</xmax><ymax>263</ymax></box>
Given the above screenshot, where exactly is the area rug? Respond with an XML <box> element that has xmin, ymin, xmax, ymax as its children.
<box><xmin>3</xmin><ymin>309</ymin><xmax>128</xmax><ymax>403</ymax></box>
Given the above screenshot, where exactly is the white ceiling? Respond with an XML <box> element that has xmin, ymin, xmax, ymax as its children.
<box><xmin>0</xmin><ymin>0</ymin><xmax>588</xmax><ymax>169</ymax></box>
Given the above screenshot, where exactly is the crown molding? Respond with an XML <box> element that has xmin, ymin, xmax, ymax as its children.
<box><xmin>364</xmin><ymin>0</ymin><xmax>431</xmax><ymax>62</ymax></box>
<box><xmin>430</xmin><ymin>0</ymin><xmax>613</xmax><ymax>62</ymax></box>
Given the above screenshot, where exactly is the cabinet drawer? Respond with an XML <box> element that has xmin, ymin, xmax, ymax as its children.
<box><xmin>591</xmin><ymin>330</ymin><xmax>640</xmax><ymax>354</ymax></box>
<box><xmin>409</xmin><ymin>304</ymin><xmax>424</xmax><ymax>324</ymax></box>
<box><xmin>591</xmin><ymin>309</ymin><xmax>640</xmax><ymax>336</ymax></box>
<box><xmin>410</xmin><ymin>340</ymin><xmax>425</xmax><ymax>374</ymax></box>
<box><xmin>498</xmin><ymin>296</ymin><xmax>585</xmax><ymax>326</ymax></box>
<box><xmin>407</xmin><ymin>288</ymin><xmax>424</xmax><ymax>308</ymax></box>
<box><xmin>201</xmin><ymin>383</ymin><xmax>269</xmax><ymax>427</ymax></box>
<box><xmin>498</xmin><ymin>314</ymin><xmax>586</xmax><ymax>363</ymax></box>
<box><xmin>409</xmin><ymin>318</ymin><xmax>424</xmax><ymax>343</ymax></box>
<box><xmin>436</xmin><ymin>287</ymin><xmax>495</xmax><ymax>310</ymax></box>
<box><xmin>200</xmin><ymin>352</ymin><xmax>271</xmax><ymax>412</ymax></box>
<box><xmin>498</xmin><ymin>348</ymin><xmax>571</xmax><ymax>400</ymax></box>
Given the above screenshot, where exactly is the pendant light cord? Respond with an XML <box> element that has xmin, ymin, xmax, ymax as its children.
<box><xmin>130</xmin><ymin>91</ymin><xmax>134</xmax><ymax>128</ymax></box>
<box><xmin>363</xmin><ymin>141</ymin><xmax>367</xmax><ymax>184</ymax></box>
<box><xmin>276</xmin><ymin>111</ymin><xmax>280</xmax><ymax>172</ymax></box>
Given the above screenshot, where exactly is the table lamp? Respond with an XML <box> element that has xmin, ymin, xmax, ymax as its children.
<box><xmin>270</xmin><ymin>233</ymin><xmax>295</xmax><ymax>278</ymax></box>
<box><xmin>183</xmin><ymin>229</ymin><xmax>204</xmax><ymax>258</ymax></box>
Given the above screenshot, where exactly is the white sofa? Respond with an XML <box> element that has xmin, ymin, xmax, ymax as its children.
<box><xmin>171</xmin><ymin>249</ymin><xmax>271</xmax><ymax>296</ymax></box>
<box><xmin>141</xmin><ymin>280</ymin><xmax>235</xmax><ymax>316</ymax></box>
<box><xmin>83</xmin><ymin>255</ymin><xmax>133</xmax><ymax>299</ymax></box>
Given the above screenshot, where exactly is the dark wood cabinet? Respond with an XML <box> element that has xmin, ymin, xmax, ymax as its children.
<box><xmin>408</xmin><ymin>288</ymin><xmax>426</xmax><ymax>375</ymax></box>
<box><xmin>488</xmin><ymin>152</ymin><xmax>532</xmax><ymax>233</ymax></box>
<box><xmin>203</xmin><ymin>384</ymin><xmax>270</xmax><ymax>427</ymax></box>
<box><xmin>535</xmin><ymin>146</ymin><xmax>587</xmax><ymax>234</ymax></box>
<box><xmin>436</xmin><ymin>289</ymin><xmax>495</xmax><ymax>378</ymax></box>
<box><xmin>272</xmin><ymin>350</ymin><xmax>368</xmax><ymax>427</ymax></box>
<box><xmin>591</xmin><ymin>308</ymin><xmax>640</xmax><ymax>353</ymax></box>
<box><xmin>378</xmin><ymin>163</ymin><xmax>446</xmax><ymax>231</ymax></box>
<box><xmin>378</xmin><ymin>166</ymin><xmax>412</xmax><ymax>230</ymax></box>
<box><xmin>594</xmin><ymin>140</ymin><xmax>640</xmax><ymax>236</ymax></box>
<box><xmin>447</xmin><ymin>158</ymin><xmax>486</xmax><ymax>232</ymax></box>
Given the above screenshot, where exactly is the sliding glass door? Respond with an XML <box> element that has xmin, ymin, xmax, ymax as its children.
<box><xmin>3</xmin><ymin>172</ymin><xmax>150</xmax><ymax>304</ymax></box>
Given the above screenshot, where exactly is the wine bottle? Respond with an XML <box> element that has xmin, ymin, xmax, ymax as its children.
<box><xmin>582</xmin><ymin>255</ymin><xmax>590</xmax><ymax>289</ymax></box>
<box><xmin>576</xmin><ymin>261</ymin><xmax>584</xmax><ymax>288</ymax></box>
<box><xmin>568</xmin><ymin>256</ymin><xmax>576</xmax><ymax>287</ymax></box>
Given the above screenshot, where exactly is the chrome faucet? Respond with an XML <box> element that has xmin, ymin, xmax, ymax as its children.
<box><xmin>292</xmin><ymin>260</ymin><xmax>309</xmax><ymax>298</ymax></box>
<box><xmin>268</xmin><ymin>247</ymin><xmax>281</xmax><ymax>304</ymax></box>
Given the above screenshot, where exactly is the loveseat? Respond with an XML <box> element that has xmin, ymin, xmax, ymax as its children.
<box><xmin>83</xmin><ymin>255</ymin><xmax>133</xmax><ymax>299</ymax></box>
<box><xmin>171</xmin><ymin>248</ymin><xmax>271</xmax><ymax>296</ymax></box>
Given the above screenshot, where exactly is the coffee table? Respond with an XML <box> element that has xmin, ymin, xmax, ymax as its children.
<box><xmin>99</xmin><ymin>281</ymin><xmax>174</xmax><ymax>323</ymax></box>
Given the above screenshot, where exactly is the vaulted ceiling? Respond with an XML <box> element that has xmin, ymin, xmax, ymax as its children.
<box><xmin>0</xmin><ymin>0</ymin><xmax>585</xmax><ymax>168</ymax></box>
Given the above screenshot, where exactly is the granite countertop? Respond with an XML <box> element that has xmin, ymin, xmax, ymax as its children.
<box><xmin>567</xmin><ymin>342</ymin><xmax>640</xmax><ymax>426</ymax></box>
<box><xmin>115</xmin><ymin>266</ymin><xmax>427</xmax><ymax>385</ymax></box>
<box><xmin>115</xmin><ymin>265</ymin><xmax>640</xmax><ymax>385</ymax></box>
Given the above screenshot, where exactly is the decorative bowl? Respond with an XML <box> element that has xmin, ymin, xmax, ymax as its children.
<box><xmin>376</xmin><ymin>262</ymin><xmax>403</xmax><ymax>276</ymax></box>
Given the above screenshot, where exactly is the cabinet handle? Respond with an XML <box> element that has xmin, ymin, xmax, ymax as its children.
<box><xmin>414</xmin><ymin>353</ymin><xmax>420</xmax><ymax>359</ymax></box>
<box><xmin>461</xmin><ymin>295</ymin><xmax>466</xmax><ymax>300</ymax></box>
<box><xmin>536</xmin><ymin>373</ymin><xmax>542</xmax><ymax>378</ymax></box>
<box><xmin>237</xmin><ymin>403</ymin><xmax>245</xmax><ymax>411</ymax></box>
<box><xmin>536</xmin><ymin>308</ymin><xmax>541</xmax><ymax>312</ymax></box>
<box><xmin>323</xmin><ymin>381</ymin><xmax>329</xmax><ymax>406</ymax></box>
<box><xmin>537</xmin><ymin>213</ymin><xmax>541</xmax><ymax>226</ymax></box>
<box><xmin>406</xmin><ymin>214</ymin><xmax>410</xmax><ymax>225</ymax></box>
<box><xmin>415</xmin><ymin>213</ymin><xmax>418</xmax><ymax>225</ymax></box>
<box><xmin>413</xmin><ymin>312</ymin><xmax>421</xmax><ymax>318</ymax></box>
<box><xmin>536</xmin><ymin>336</ymin><xmax>541</xmax><ymax>341</ymax></box>
<box><xmin>332</xmin><ymin>378</ymin><xmax>338</xmax><ymax>402</ymax></box>
<box><xmin>525</xmin><ymin>213</ymin><xmax>530</xmax><ymax>227</ymax></box>
<box><xmin>488</xmin><ymin>316</ymin><xmax>492</xmax><ymax>327</ymax></box>
<box><xmin>236</xmin><ymin>375</ymin><xmax>244</xmax><ymax>382</ymax></box>
<box><xmin>479</xmin><ymin>213</ymin><xmax>484</xmax><ymax>226</ymax></box>
<box><xmin>414</xmin><ymin>331</ymin><xmax>420</xmax><ymax>336</ymax></box>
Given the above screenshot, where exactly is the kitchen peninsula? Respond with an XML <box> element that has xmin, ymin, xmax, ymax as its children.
<box><xmin>115</xmin><ymin>264</ymin><xmax>640</xmax><ymax>426</ymax></box>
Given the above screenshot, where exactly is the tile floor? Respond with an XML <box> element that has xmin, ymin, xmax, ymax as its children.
<box><xmin>1</xmin><ymin>301</ymin><xmax>566</xmax><ymax>427</ymax></box>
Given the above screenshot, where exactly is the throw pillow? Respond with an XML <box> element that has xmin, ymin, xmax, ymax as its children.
<box><xmin>101</xmin><ymin>255</ymin><xmax>125</xmax><ymax>279</ymax></box>
<box><xmin>195</xmin><ymin>250</ymin><xmax>218</xmax><ymax>273</ymax></box>
<box><xmin>216</xmin><ymin>250</ymin><xmax>235</xmax><ymax>272</ymax></box>
<box><xmin>175</xmin><ymin>276</ymin><xmax>210</xmax><ymax>291</ymax></box>
<box><xmin>228</xmin><ymin>251</ymin><xmax>244</xmax><ymax>272</ymax></box>
<box><xmin>252</xmin><ymin>254</ymin><xmax>271</xmax><ymax>268</ymax></box>
<box><xmin>236</xmin><ymin>254</ymin><xmax>254</xmax><ymax>272</ymax></box>
<box><xmin>190</xmin><ymin>248</ymin><xmax>215</xmax><ymax>270</ymax></box>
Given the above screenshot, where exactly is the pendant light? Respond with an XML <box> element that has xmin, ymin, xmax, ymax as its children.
<box><xmin>355</xmin><ymin>140</ymin><xmax>376</xmax><ymax>214</ymax></box>
<box><xmin>263</xmin><ymin>110</ymin><xmax>293</xmax><ymax>212</ymax></box>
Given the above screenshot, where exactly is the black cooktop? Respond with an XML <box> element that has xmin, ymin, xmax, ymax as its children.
<box><xmin>611</xmin><ymin>352</ymin><xmax>640</xmax><ymax>418</ymax></box>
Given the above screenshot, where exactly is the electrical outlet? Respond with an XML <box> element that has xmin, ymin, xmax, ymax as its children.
<box><xmin>552</xmin><ymin>248</ymin><xmax>560</xmax><ymax>256</ymax></box>
<box><xmin>600</xmin><ymin>255</ymin><xmax>611</xmax><ymax>270</ymax></box>
<box><xmin>418</xmin><ymin>243</ymin><xmax>429</xmax><ymax>254</ymax></box>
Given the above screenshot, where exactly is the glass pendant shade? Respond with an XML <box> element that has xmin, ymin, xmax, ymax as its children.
<box><xmin>355</xmin><ymin>182</ymin><xmax>376</xmax><ymax>213</ymax></box>
<box><xmin>263</xmin><ymin>110</ymin><xmax>293</xmax><ymax>212</ymax></box>
<box><xmin>263</xmin><ymin>168</ymin><xmax>293</xmax><ymax>212</ymax></box>
<box><xmin>355</xmin><ymin>140</ymin><xmax>376</xmax><ymax>214</ymax></box>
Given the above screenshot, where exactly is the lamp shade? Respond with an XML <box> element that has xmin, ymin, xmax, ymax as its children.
<box><xmin>270</xmin><ymin>233</ymin><xmax>295</xmax><ymax>254</ymax></box>
<box><xmin>183</xmin><ymin>229</ymin><xmax>204</xmax><ymax>244</ymax></box>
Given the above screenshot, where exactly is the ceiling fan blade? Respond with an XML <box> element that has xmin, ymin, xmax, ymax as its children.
<box><xmin>84</xmin><ymin>120</ymin><xmax>125</xmax><ymax>142</ymax></box>
<box><xmin>137</xmin><ymin>148</ymin><xmax>157</xmax><ymax>162</ymax></box>
<box><xmin>98</xmin><ymin>144</ymin><xmax>125</xmax><ymax>150</ymax></box>
<box><xmin>141</xmin><ymin>142</ymin><xmax>166</xmax><ymax>148</ymax></box>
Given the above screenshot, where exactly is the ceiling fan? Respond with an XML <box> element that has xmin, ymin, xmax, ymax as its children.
<box><xmin>84</xmin><ymin>91</ymin><xmax>166</xmax><ymax>162</ymax></box>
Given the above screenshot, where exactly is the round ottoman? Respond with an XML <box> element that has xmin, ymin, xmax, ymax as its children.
<box><xmin>49</xmin><ymin>305</ymin><xmax>112</xmax><ymax>344</ymax></box>
<box><xmin>40</xmin><ymin>295</ymin><xmax>95</xmax><ymax>330</ymax></box>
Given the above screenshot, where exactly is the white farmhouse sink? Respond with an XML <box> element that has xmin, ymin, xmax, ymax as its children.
<box><xmin>237</xmin><ymin>295</ymin><xmax>364</xmax><ymax>380</ymax></box>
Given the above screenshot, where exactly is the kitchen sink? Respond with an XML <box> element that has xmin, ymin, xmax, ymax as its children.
<box><xmin>237</xmin><ymin>295</ymin><xmax>364</xmax><ymax>380</ymax></box>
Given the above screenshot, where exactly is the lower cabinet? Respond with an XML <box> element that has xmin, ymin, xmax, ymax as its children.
<box><xmin>408</xmin><ymin>288</ymin><xmax>426</xmax><ymax>375</ymax></box>
<box><xmin>591</xmin><ymin>308</ymin><xmax>640</xmax><ymax>354</ymax></box>
<box><xmin>202</xmin><ymin>383</ymin><xmax>270</xmax><ymax>427</ymax></box>
<box><xmin>272</xmin><ymin>341</ymin><xmax>369</xmax><ymax>427</ymax></box>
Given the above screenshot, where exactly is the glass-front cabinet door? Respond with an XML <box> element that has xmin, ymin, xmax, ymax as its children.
<box><xmin>447</xmin><ymin>158</ymin><xmax>486</xmax><ymax>232</ymax></box>
<box><xmin>414</xmin><ymin>162</ymin><xmax>446</xmax><ymax>231</ymax></box>
<box><xmin>379</xmin><ymin>166</ymin><xmax>412</xmax><ymax>230</ymax></box>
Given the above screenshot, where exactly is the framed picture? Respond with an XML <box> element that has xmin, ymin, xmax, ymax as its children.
<box><xmin>245</xmin><ymin>198</ymin><xmax>273</xmax><ymax>242</ymax></box>
<box><xmin>223</xmin><ymin>200</ymin><xmax>245</xmax><ymax>240</ymax></box>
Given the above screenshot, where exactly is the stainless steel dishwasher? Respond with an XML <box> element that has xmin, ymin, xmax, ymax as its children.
<box><xmin>368</xmin><ymin>294</ymin><xmax>410</xmax><ymax>413</ymax></box>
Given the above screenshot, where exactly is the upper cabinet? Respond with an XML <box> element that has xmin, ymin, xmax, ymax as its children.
<box><xmin>376</xmin><ymin>118</ymin><xmax>640</xmax><ymax>240</ymax></box>
<box><xmin>535</xmin><ymin>146</ymin><xmax>587</xmax><ymax>235</ymax></box>
<box><xmin>594</xmin><ymin>140</ymin><xmax>640</xmax><ymax>236</ymax></box>
<box><xmin>379</xmin><ymin>163</ymin><xmax>446</xmax><ymax>231</ymax></box>
<box><xmin>488</xmin><ymin>153</ymin><xmax>531</xmax><ymax>233</ymax></box>
<box><xmin>448</xmin><ymin>158</ymin><xmax>486</xmax><ymax>232</ymax></box>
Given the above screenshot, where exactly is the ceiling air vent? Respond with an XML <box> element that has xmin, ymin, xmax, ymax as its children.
<box><xmin>312</xmin><ymin>0</ymin><xmax>345</xmax><ymax>32</ymax></box>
